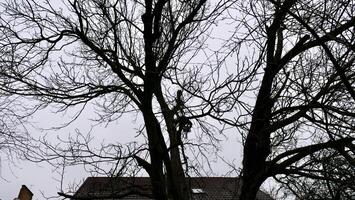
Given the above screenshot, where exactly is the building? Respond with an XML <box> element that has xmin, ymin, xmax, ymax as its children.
<box><xmin>14</xmin><ymin>185</ymin><xmax>33</xmax><ymax>200</ymax></box>
<box><xmin>73</xmin><ymin>177</ymin><xmax>273</xmax><ymax>200</ymax></box>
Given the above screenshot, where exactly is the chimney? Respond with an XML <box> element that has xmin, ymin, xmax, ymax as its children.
<box><xmin>17</xmin><ymin>185</ymin><xmax>33</xmax><ymax>200</ymax></box>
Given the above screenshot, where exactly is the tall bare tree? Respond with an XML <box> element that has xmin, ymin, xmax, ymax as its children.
<box><xmin>221</xmin><ymin>0</ymin><xmax>355</xmax><ymax>199</ymax></box>
<box><xmin>0</xmin><ymin>0</ymin><xmax>232</xmax><ymax>199</ymax></box>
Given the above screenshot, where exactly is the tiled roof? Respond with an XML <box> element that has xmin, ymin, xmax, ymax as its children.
<box><xmin>73</xmin><ymin>177</ymin><xmax>273</xmax><ymax>200</ymax></box>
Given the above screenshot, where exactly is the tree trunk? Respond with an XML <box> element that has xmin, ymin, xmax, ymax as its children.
<box><xmin>166</xmin><ymin>136</ymin><xmax>190</xmax><ymax>200</ymax></box>
<box><xmin>144</xmin><ymin>112</ymin><xmax>169</xmax><ymax>200</ymax></box>
<box><xmin>240</xmin><ymin>177</ymin><xmax>264</xmax><ymax>200</ymax></box>
<box><xmin>240</xmin><ymin>130</ymin><xmax>270</xmax><ymax>200</ymax></box>
<box><xmin>153</xmin><ymin>83</ymin><xmax>190</xmax><ymax>200</ymax></box>
<box><xmin>240</xmin><ymin>145</ymin><xmax>268</xmax><ymax>200</ymax></box>
<box><xmin>240</xmin><ymin>68</ymin><xmax>275</xmax><ymax>199</ymax></box>
<box><xmin>143</xmin><ymin>108</ymin><xmax>190</xmax><ymax>200</ymax></box>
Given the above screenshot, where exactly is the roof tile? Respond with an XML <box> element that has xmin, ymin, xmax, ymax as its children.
<box><xmin>73</xmin><ymin>177</ymin><xmax>273</xmax><ymax>200</ymax></box>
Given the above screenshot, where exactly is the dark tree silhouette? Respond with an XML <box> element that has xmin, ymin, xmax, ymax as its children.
<box><xmin>1</xmin><ymin>0</ymin><xmax>354</xmax><ymax>200</ymax></box>
<box><xmin>222</xmin><ymin>0</ymin><xmax>355</xmax><ymax>199</ymax></box>
<box><xmin>0</xmin><ymin>0</ymin><xmax>231</xmax><ymax>199</ymax></box>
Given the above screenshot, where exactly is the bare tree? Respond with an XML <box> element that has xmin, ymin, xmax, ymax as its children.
<box><xmin>0</xmin><ymin>0</ymin><xmax>232</xmax><ymax>199</ymax></box>
<box><xmin>0</xmin><ymin>93</ymin><xmax>35</xmax><ymax>173</ymax></box>
<box><xmin>276</xmin><ymin>148</ymin><xmax>355</xmax><ymax>200</ymax></box>
<box><xmin>220</xmin><ymin>0</ymin><xmax>355</xmax><ymax>199</ymax></box>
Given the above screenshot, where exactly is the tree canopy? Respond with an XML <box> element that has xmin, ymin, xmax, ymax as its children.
<box><xmin>0</xmin><ymin>0</ymin><xmax>232</xmax><ymax>199</ymax></box>
<box><xmin>0</xmin><ymin>0</ymin><xmax>354</xmax><ymax>200</ymax></box>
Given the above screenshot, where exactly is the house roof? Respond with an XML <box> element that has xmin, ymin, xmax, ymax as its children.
<box><xmin>73</xmin><ymin>177</ymin><xmax>273</xmax><ymax>200</ymax></box>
